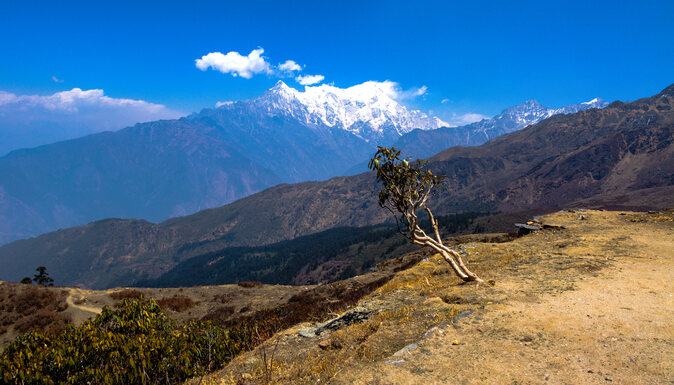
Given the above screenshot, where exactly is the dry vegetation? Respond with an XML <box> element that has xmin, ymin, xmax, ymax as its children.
<box><xmin>109</xmin><ymin>288</ymin><xmax>144</xmax><ymax>300</ymax></box>
<box><xmin>198</xmin><ymin>209</ymin><xmax>673</xmax><ymax>385</ymax></box>
<box><xmin>157</xmin><ymin>295</ymin><xmax>197</xmax><ymax>312</ymax></box>
<box><xmin>0</xmin><ymin>283</ymin><xmax>71</xmax><ymax>346</ymax></box>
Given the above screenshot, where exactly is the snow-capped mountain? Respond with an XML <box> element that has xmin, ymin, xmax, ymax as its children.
<box><xmin>467</xmin><ymin>97</ymin><xmax>609</xmax><ymax>140</ymax></box>
<box><xmin>552</xmin><ymin>98</ymin><xmax>608</xmax><ymax>115</ymax></box>
<box><xmin>225</xmin><ymin>80</ymin><xmax>448</xmax><ymax>144</ymax></box>
<box><xmin>391</xmin><ymin>97</ymin><xmax>609</xmax><ymax>160</ymax></box>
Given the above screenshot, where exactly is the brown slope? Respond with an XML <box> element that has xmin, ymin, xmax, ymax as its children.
<box><xmin>0</xmin><ymin>85</ymin><xmax>672</xmax><ymax>289</ymax></box>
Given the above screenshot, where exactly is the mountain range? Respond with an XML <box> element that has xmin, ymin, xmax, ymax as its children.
<box><xmin>391</xmin><ymin>97</ymin><xmax>609</xmax><ymax>160</ymax></box>
<box><xmin>0</xmin><ymin>81</ymin><xmax>605</xmax><ymax>246</ymax></box>
<box><xmin>0</xmin><ymin>81</ymin><xmax>443</xmax><ymax>245</ymax></box>
<box><xmin>0</xmin><ymin>84</ymin><xmax>671</xmax><ymax>289</ymax></box>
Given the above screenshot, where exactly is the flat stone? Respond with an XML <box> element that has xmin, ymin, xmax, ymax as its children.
<box><xmin>393</xmin><ymin>342</ymin><xmax>418</xmax><ymax>356</ymax></box>
<box><xmin>298</xmin><ymin>328</ymin><xmax>317</xmax><ymax>338</ymax></box>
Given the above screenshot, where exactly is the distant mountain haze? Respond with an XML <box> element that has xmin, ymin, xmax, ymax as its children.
<box><xmin>0</xmin><ymin>88</ymin><xmax>182</xmax><ymax>156</ymax></box>
<box><xmin>0</xmin><ymin>84</ymin><xmax>671</xmax><ymax>289</ymax></box>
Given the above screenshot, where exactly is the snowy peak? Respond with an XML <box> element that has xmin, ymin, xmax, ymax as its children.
<box><xmin>464</xmin><ymin>97</ymin><xmax>608</xmax><ymax>140</ymax></box>
<box><xmin>256</xmin><ymin>81</ymin><xmax>448</xmax><ymax>144</ymax></box>
<box><xmin>553</xmin><ymin>98</ymin><xmax>608</xmax><ymax>115</ymax></box>
<box><xmin>495</xmin><ymin>100</ymin><xmax>551</xmax><ymax>128</ymax></box>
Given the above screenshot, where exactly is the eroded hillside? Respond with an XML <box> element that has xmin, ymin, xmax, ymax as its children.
<box><xmin>197</xmin><ymin>209</ymin><xmax>674</xmax><ymax>384</ymax></box>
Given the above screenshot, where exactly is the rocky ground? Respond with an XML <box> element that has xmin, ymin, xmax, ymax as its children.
<box><xmin>195</xmin><ymin>209</ymin><xmax>673</xmax><ymax>385</ymax></box>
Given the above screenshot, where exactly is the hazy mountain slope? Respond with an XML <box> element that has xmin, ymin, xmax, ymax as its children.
<box><xmin>193</xmin><ymin>102</ymin><xmax>373</xmax><ymax>182</ymax></box>
<box><xmin>0</xmin><ymin>85</ymin><xmax>671</xmax><ymax>289</ymax></box>
<box><xmin>0</xmin><ymin>119</ymin><xmax>281</xmax><ymax>240</ymax></box>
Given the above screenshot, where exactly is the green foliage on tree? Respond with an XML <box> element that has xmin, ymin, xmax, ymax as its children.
<box><xmin>369</xmin><ymin>146</ymin><xmax>483</xmax><ymax>282</ymax></box>
<box><xmin>0</xmin><ymin>297</ymin><xmax>254</xmax><ymax>384</ymax></box>
<box><xmin>32</xmin><ymin>266</ymin><xmax>54</xmax><ymax>286</ymax></box>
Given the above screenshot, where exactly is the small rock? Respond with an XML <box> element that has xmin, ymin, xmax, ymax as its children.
<box><xmin>423</xmin><ymin>297</ymin><xmax>444</xmax><ymax>305</ymax></box>
<box><xmin>579</xmin><ymin>215</ymin><xmax>586</xmax><ymax>220</ymax></box>
<box><xmin>318</xmin><ymin>339</ymin><xmax>331</xmax><ymax>350</ymax></box>
<box><xmin>454</xmin><ymin>309</ymin><xmax>475</xmax><ymax>322</ymax></box>
<box><xmin>515</xmin><ymin>223</ymin><xmax>542</xmax><ymax>235</ymax></box>
<box><xmin>605</xmin><ymin>377</ymin><xmax>613</xmax><ymax>381</ymax></box>
<box><xmin>298</xmin><ymin>328</ymin><xmax>317</xmax><ymax>338</ymax></box>
<box><xmin>383</xmin><ymin>359</ymin><xmax>405</xmax><ymax>366</ymax></box>
<box><xmin>423</xmin><ymin>327</ymin><xmax>439</xmax><ymax>338</ymax></box>
<box><xmin>452</xmin><ymin>339</ymin><xmax>461</xmax><ymax>345</ymax></box>
<box><xmin>587</xmin><ymin>369</ymin><xmax>594</xmax><ymax>373</ymax></box>
<box><xmin>393</xmin><ymin>342</ymin><xmax>418</xmax><ymax>356</ymax></box>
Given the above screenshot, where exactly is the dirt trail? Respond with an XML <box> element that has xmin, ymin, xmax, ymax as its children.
<box><xmin>65</xmin><ymin>288</ymin><xmax>104</xmax><ymax>314</ymax></box>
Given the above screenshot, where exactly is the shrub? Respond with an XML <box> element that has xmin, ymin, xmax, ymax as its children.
<box><xmin>0</xmin><ymin>284</ymin><xmax>70</xmax><ymax>338</ymax></box>
<box><xmin>157</xmin><ymin>295</ymin><xmax>196</xmax><ymax>312</ymax></box>
<box><xmin>237</xmin><ymin>281</ymin><xmax>263</xmax><ymax>288</ymax></box>
<box><xmin>109</xmin><ymin>289</ymin><xmax>144</xmax><ymax>300</ymax></box>
<box><xmin>0</xmin><ymin>298</ymin><xmax>254</xmax><ymax>385</ymax></box>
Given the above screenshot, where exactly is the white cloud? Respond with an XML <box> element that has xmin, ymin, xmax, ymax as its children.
<box><xmin>215</xmin><ymin>101</ymin><xmax>233</xmax><ymax>108</ymax></box>
<box><xmin>51</xmin><ymin>76</ymin><xmax>64</xmax><ymax>83</ymax></box>
<box><xmin>0</xmin><ymin>88</ymin><xmax>182</xmax><ymax>155</ymax></box>
<box><xmin>447</xmin><ymin>112</ymin><xmax>489</xmax><ymax>126</ymax></box>
<box><xmin>295</xmin><ymin>74</ymin><xmax>325</xmax><ymax>86</ymax></box>
<box><xmin>0</xmin><ymin>88</ymin><xmax>172</xmax><ymax>114</ymax></box>
<box><xmin>195</xmin><ymin>48</ymin><xmax>271</xmax><ymax>79</ymax></box>
<box><xmin>441</xmin><ymin>98</ymin><xmax>451</xmax><ymax>104</ymax></box>
<box><xmin>360</xmin><ymin>80</ymin><xmax>428</xmax><ymax>101</ymax></box>
<box><xmin>278</xmin><ymin>60</ymin><xmax>302</xmax><ymax>73</ymax></box>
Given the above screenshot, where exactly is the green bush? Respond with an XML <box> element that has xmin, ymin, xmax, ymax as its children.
<box><xmin>0</xmin><ymin>297</ymin><xmax>253</xmax><ymax>384</ymax></box>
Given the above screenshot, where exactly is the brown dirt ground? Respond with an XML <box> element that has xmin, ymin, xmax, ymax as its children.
<box><xmin>199</xmin><ymin>209</ymin><xmax>673</xmax><ymax>385</ymax></box>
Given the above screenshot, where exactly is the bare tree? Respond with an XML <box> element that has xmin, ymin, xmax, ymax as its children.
<box><xmin>369</xmin><ymin>147</ymin><xmax>483</xmax><ymax>283</ymax></box>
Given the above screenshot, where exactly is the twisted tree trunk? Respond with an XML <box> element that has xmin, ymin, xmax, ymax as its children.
<box><xmin>411</xmin><ymin>205</ymin><xmax>483</xmax><ymax>283</ymax></box>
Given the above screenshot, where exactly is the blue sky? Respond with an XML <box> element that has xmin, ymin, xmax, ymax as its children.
<box><xmin>1</xmin><ymin>0</ymin><xmax>673</xmax><ymax>122</ymax></box>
